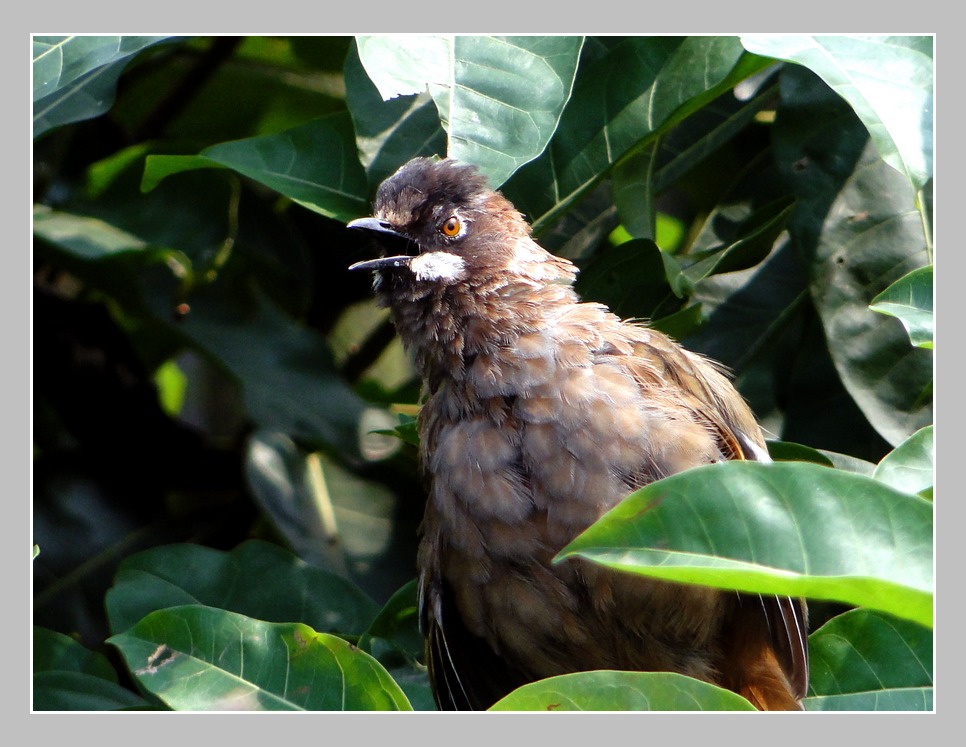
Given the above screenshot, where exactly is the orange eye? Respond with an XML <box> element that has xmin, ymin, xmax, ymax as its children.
<box><xmin>440</xmin><ymin>216</ymin><xmax>462</xmax><ymax>237</ymax></box>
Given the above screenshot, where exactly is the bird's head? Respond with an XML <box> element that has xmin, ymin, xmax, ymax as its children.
<box><xmin>348</xmin><ymin>158</ymin><xmax>574</xmax><ymax>290</ymax></box>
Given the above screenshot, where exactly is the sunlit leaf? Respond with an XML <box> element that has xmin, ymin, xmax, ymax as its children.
<box><xmin>559</xmin><ymin>461</ymin><xmax>933</xmax><ymax>627</ymax></box>
<box><xmin>109</xmin><ymin>605</ymin><xmax>412</xmax><ymax>711</ymax></box>
<box><xmin>490</xmin><ymin>671</ymin><xmax>756</xmax><ymax>711</ymax></box>
<box><xmin>873</xmin><ymin>426</ymin><xmax>934</xmax><ymax>497</ymax></box>
<box><xmin>741</xmin><ymin>35</ymin><xmax>933</xmax><ymax>191</ymax></box>
<box><xmin>355</xmin><ymin>35</ymin><xmax>584</xmax><ymax>187</ymax></box>
<box><xmin>33</xmin><ymin>35</ymin><xmax>172</xmax><ymax>137</ymax></box>
<box><xmin>870</xmin><ymin>265</ymin><xmax>934</xmax><ymax>349</ymax></box>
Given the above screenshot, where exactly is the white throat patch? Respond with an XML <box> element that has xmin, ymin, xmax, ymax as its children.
<box><xmin>410</xmin><ymin>252</ymin><xmax>467</xmax><ymax>283</ymax></box>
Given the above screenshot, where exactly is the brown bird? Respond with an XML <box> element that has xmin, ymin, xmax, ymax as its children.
<box><xmin>348</xmin><ymin>157</ymin><xmax>808</xmax><ymax>711</ymax></box>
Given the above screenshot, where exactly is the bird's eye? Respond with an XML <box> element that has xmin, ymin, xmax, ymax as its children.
<box><xmin>440</xmin><ymin>216</ymin><xmax>462</xmax><ymax>238</ymax></box>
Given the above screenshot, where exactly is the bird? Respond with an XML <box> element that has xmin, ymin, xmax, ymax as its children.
<box><xmin>347</xmin><ymin>157</ymin><xmax>808</xmax><ymax>711</ymax></box>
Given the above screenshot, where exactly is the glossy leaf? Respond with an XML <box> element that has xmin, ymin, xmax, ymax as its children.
<box><xmin>870</xmin><ymin>265</ymin><xmax>934</xmax><ymax>349</ymax></box>
<box><xmin>741</xmin><ymin>35</ymin><xmax>933</xmax><ymax>191</ymax></box>
<box><xmin>775</xmin><ymin>65</ymin><xmax>932</xmax><ymax>447</ymax></box>
<box><xmin>490</xmin><ymin>671</ymin><xmax>756</xmax><ymax>711</ymax></box>
<box><xmin>558</xmin><ymin>461</ymin><xmax>933</xmax><ymax>627</ymax></box>
<box><xmin>105</xmin><ymin>540</ymin><xmax>379</xmax><ymax>637</ymax></box>
<box><xmin>806</xmin><ymin>608</ymin><xmax>932</xmax><ymax>711</ymax></box>
<box><xmin>873</xmin><ymin>426</ymin><xmax>934</xmax><ymax>497</ymax></box>
<box><xmin>109</xmin><ymin>605</ymin><xmax>411</xmax><ymax>711</ymax></box>
<box><xmin>33</xmin><ymin>35</ymin><xmax>172</xmax><ymax>137</ymax></box>
<box><xmin>355</xmin><ymin>35</ymin><xmax>584</xmax><ymax>187</ymax></box>
<box><xmin>142</xmin><ymin>114</ymin><xmax>370</xmax><ymax>222</ymax></box>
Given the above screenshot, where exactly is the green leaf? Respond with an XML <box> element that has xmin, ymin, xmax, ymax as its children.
<box><xmin>741</xmin><ymin>35</ymin><xmax>933</xmax><ymax>192</ymax></box>
<box><xmin>504</xmin><ymin>36</ymin><xmax>773</xmax><ymax>233</ymax></box>
<box><xmin>870</xmin><ymin>265</ymin><xmax>934</xmax><ymax>349</ymax></box>
<box><xmin>109</xmin><ymin>605</ymin><xmax>412</xmax><ymax>711</ymax></box>
<box><xmin>807</xmin><ymin>609</ymin><xmax>931</xmax><ymax>706</ymax></box>
<box><xmin>775</xmin><ymin>65</ymin><xmax>932</xmax><ymax>447</ymax></box>
<box><xmin>355</xmin><ymin>35</ymin><xmax>584</xmax><ymax>187</ymax></box>
<box><xmin>33</xmin><ymin>35</ymin><xmax>173</xmax><ymax>137</ymax></box>
<box><xmin>142</xmin><ymin>114</ymin><xmax>370</xmax><ymax>222</ymax></box>
<box><xmin>105</xmin><ymin>540</ymin><xmax>379</xmax><ymax>637</ymax></box>
<box><xmin>873</xmin><ymin>425</ymin><xmax>934</xmax><ymax>497</ymax></box>
<box><xmin>490</xmin><ymin>671</ymin><xmax>756</xmax><ymax>711</ymax></box>
<box><xmin>558</xmin><ymin>461</ymin><xmax>933</xmax><ymax>627</ymax></box>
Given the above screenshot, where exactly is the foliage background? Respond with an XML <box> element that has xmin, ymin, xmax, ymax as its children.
<box><xmin>32</xmin><ymin>35</ymin><xmax>934</xmax><ymax>711</ymax></box>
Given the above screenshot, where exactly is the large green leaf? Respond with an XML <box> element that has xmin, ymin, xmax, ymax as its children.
<box><xmin>775</xmin><ymin>65</ymin><xmax>932</xmax><ymax>447</ymax></box>
<box><xmin>354</xmin><ymin>35</ymin><xmax>584</xmax><ymax>187</ymax></box>
<box><xmin>805</xmin><ymin>608</ymin><xmax>932</xmax><ymax>711</ymax></box>
<box><xmin>142</xmin><ymin>114</ymin><xmax>370</xmax><ymax>222</ymax></box>
<box><xmin>503</xmin><ymin>36</ymin><xmax>773</xmax><ymax>233</ymax></box>
<box><xmin>105</xmin><ymin>540</ymin><xmax>379</xmax><ymax>637</ymax></box>
<box><xmin>109</xmin><ymin>605</ymin><xmax>411</xmax><ymax>711</ymax></box>
<box><xmin>490</xmin><ymin>671</ymin><xmax>756</xmax><ymax>711</ymax></box>
<box><xmin>741</xmin><ymin>35</ymin><xmax>933</xmax><ymax>192</ymax></box>
<box><xmin>33</xmin><ymin>35</ymin><xmax>173</xmax><ymax>137</ymax></box>
<box><xmin>558</xmin><ymin>461</ymin><xmax>933</xmax><ymax>627</ymax></box>
<box><xmin>870</xmin><ymin>265</ymin><xmax>934</xmax><ymax>350</ymax></box>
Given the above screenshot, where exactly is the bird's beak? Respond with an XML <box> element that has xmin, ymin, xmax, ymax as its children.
<box><xmin>347</xmin><ymin>217</ymin><xmax>415</xmax><ymax>272</ymax></box>
<box><xmin>347</xmin><ymin>217</ymin><xmax>402</xmax><ymax>236</ymax></box>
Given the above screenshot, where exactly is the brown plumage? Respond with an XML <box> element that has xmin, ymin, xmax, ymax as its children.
<box><xmin>348</xmin><ymin>157</ymin><xmax>808</xmax><ymax>711</ymax></box>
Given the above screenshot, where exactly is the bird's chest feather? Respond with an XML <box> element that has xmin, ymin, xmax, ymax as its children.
<box><xmin>416</xmin><ymin>323</ymin><xmax>728</xmax><ymax>676</ymax></box>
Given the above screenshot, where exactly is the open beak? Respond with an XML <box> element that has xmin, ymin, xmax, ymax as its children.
<box><xmin>346</xmin><ymin>217</ymin><xmax>415</xmax><ymax>272</ymax></box>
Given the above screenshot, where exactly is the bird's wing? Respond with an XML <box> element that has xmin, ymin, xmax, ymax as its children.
<box><xmin>619</xmin><ymin>328</ymin><xmax>809</xmax><ymax>707</ymax></box>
